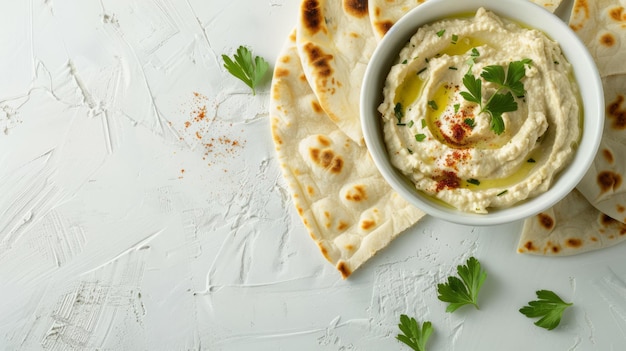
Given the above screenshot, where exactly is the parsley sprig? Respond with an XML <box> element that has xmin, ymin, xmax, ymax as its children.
<box><xmin>397</xmin><ymin>314</ymin><xmax>433</xmax><ymax>351</ymax></box>
<box><xmin>460</xmin><ymin>59</ymin><xmax>532</xmax><ymax>135</ymax></box>
<box><xmin>437</xmin><ymin>256</ymin><xmax>487</xmax><ymax>312</ymax></box>
<box><xmin>519</xmin><ymin>290</ymin><xmax>573</xmax><ymax>330</ymax></box>
<box><xmin>222</xmin><ymin>46</ymin><xmax>270</xmax><ymax>95</ymax></box>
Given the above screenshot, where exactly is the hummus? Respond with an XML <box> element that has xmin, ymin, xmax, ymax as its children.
<box><xmin>379</xmin><ymin>8</ymin><xmax>581</xmax><ymax>213</ymax></box>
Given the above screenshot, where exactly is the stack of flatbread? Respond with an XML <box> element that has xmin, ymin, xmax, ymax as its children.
<box><xmin>517</xmin><ymin>0</ymin><xmax>626</xmax><ymax>256</ymax></box>
<box><xmin>269</xmin><ymin>0</ymin><xmax>626</xmax><ymax>278</ymax></box>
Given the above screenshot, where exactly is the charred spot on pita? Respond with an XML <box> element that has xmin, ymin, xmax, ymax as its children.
<box><xmin>337</xmin><ymin>261</ymin><xmax>351</xmax><ymax>278</ymax></box>
<box><xmin>600</xmin><ymin>213</ymin><xmax>619</xmax><ymax>226</ymax></box>
<box><xmin>303</xmin><ymin>43</ymin><xmax>334</xmax><ymax>78</ymax></box>
<box><xmin>317</xmin><ymin>135</ymin><xmax>331</xmax><ymax>146</ymax></box>
<box><xmin>375</xmin><ymin>20</ymin><xmax>394</xmax><ymax>36</ymax></box>
<box><xmin>607</xmin><ymin>94</ymin><xmax>626</xmax><ymax>130</ymax></box>
<box><xmin>566</xmin><ymin>238</ymin><xmax>583</xmax><ymax>248</ymax></box>
<box><xmin>608</xmin><ymin>6</ymin><xmax>626</xmax><ymax>22</ymax></box>
<box><xmin>600</xmin><ymin>33</ymin><xmax>616</xmax><ymax>47</ymax></box>
<box><xmin>344</xmin><ymin>0</ymin><xmax>368</xmax><ymax>18</ymax></box>
<box><xmin>311</xmin><ymin>101</ymin><xmax>324</xmax><ymax>114</ymax></box>
<box><xmin>602</xmin><ymin>148</ymin><xmax>614</xmax><ymax>164</ymax></box>
<box><xmin>302</xmin><ymin>0</ymin><xmax>323</xmax><ymax>34</ymax></box>
<box><xmin>524</xmin><ymin>240</ymin><xmax>536</xmax><ymax>251</ymax></box>
<box><xmin>345</xmin><ymin>185</ymin><xmax>368</xmax><ymax>202</ymax></box>
<box><xmin>537</xmin><ymin>213</ymin><xmax>555</xmax><ymax>230</ymax></box>
<box><xmin>597</xmin><ymin>171</ymin><xmax>622</xmax><ymax>193</ymax></box>
<box><xmin>361</xmin><ymin>219</ymin><xmax>376</xmax><ymax>231</ymax></box>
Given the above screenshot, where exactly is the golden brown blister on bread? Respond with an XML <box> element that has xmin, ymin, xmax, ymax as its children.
<box><xmin>296</xmin><ymin>0</ymin><xmax>377</xmax><ymax>145</ymax></box>
<box><xmin>270</xmin><ymin>30</ymin><xmax>425</xmax><ymax>278</ymax></box>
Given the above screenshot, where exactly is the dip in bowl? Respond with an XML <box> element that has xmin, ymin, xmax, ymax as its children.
<box><xmin>361</xmin><ymin>0</ymin><xmax>603</xmax><ymax>226</ymax></box>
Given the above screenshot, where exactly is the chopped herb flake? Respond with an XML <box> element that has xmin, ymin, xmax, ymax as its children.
<box><xmin>471</xmin><ymin>48</ymin><xmax>480</xmax><ymax>57</ymax></box>
<box><xmin>464</xmin><ymin>118</ymin><xmax>475</xmax><ymax>128</ymax></box>
<box><xmin>497</xmin><ymin>190</ymin><xmax>508</xmax><ymax>196</ymax></box>
<box><xmin>428</xmin><ymin>100</ymin><xmax>438</xmax><ymax>110</ymax></box>
<box><xmin>527</xmin><ymin>158</ymin><xmax>536</xmax><ymax>163</ymax></box>
<box><xmin>402</xmin><ymin>59</ymin><xmax>408</xmax><ymax>64</ymax></box>
<box><xmin>451</xmin><ymin>34</ymin><xmax>459</xmax><ymax>44</ymax></box>
<box><xmin>394</xmin><ymin>102</ymin><xmax>403</xmax><ymax>123</ymax></box>
<box><xmin>421</xmin><ymin>119</ymin><xmax>427</xmax><ymax>128</ymax></box>
<box><xmin>417</xmin><ymin>67</ymin><xmax>427</xmax><ymax>75</ymax></box>
<box><xmin>449</xmin><ymin>66</ymin><xmax>458</xmax><ymax>70</ymax></box>
<box><xmin>467</xmin><ymin>178</ymin><xmax>480</xmax><ymax>186</ymax></box>
<box><xmin>415</xmin><ymin>133</ymin><xmax>427</xmax><ymax>142</ymax></box>
<box><xmin>407</xmin><ymin>148</ymin><xmax>413</xmax><ymax>154</ymax></box>
<box><xmin>437</xmin><ymin>29</ymin><xmax>446</xmax><ymax>37</ymax></box>
<box><xmin>408</xmin><ymin>120</ymin><xmax>415</xmax><ymax>128</ymax></box>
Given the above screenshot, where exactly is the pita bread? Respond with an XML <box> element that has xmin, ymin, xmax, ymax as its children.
<box><xmin>517</xmin><ymin>189</ymin><xmax>626</xmax><ymax>256</ymax></box>
<box><xmin>519</xmin><ymin>74</ymin><xmax>626</xmax><ymax>255</ymax></box>
<box><xmin>368</xmin><ymin>0</ymin><xmax>564</xmax><ymax>40</ymax></box>
<box><xmin>569</xmin><ymin>0</ymin><xmax>626</xmax><ymax>77</ymax></box>
<box><xmin>576</xmin><ymin>74</ymin><xmax>626</xmax><ymax>224</ymax></box>
<box><xmin>296</xmin><ymin>0</ymin><xmax>378</xmax><ymax>144</ymax></box>
<box><xmin>270</xmin><ymin>31</ymin><xmax>425</xmax><ymax>278</ymax></box>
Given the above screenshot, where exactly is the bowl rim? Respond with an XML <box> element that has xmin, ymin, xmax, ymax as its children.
<box><xmin>360</xmin><ymin>0</ymin><xmax>604</xmax><ymax>226</ymax></box>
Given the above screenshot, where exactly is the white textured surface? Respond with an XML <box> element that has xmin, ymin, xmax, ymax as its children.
<box><xmin>1</xmin><ymin>0</ymin><xmax>625</xmax><ymax>350</ymax></box>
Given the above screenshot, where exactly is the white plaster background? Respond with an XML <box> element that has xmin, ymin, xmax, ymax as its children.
<box><xmin>0</xmin><ymin>0</ymin><xmax>625</xmax><ymax>350</ymax></box>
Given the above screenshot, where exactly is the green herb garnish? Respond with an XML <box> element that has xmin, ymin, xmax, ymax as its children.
<box><xmin>397</xmin><ymin>314</ymin><xmax>433</xmax><ymax>351</ymax></box>
<box><xmin>222</xmin><ymin>46</ymin><xmax>269</xmax><ymax>96</ymax></box>
<box><xmin>519</xmin><ymin>290</ymin><xmax>573</xmax><ymax>330</ymax></box>
<box><xmin>408</xmin><ymin>120</ymin><xmax>415</xmax><ymax>128</ymax></box>
<box><xmin>421</xmin><ymin>119</ymin><xmax>427</xmax><ymax>128</ymax></box>
<box><xmin>428</xmin><ymin>100</ymin><xmax>438</xmax><ymax>110</ymax></box>
<box><xmin>451</xmin><ymin>34</ymin><xmax>459</xmax><ymax>44</ymax></box>
<box><xmin>395</xmin><ymin>102</ymin><xmax>404</xmax><ymax>124</ymax></box>
<box><xmin>467</xmin><ymin>178</ymin><xmax>480</xmax><ymax>186</ymax></box>
<box><xmin>417</xmin><ymin>67</ymin><xmax>427</xmax><ymax>75</ymax></box>
<box><xmin>464</xmin><ymin>118</ymin><xmax>475</xmax><ymax>128</ymax></box>
<box><xmin>449</xmin><ymin>66</ymin><xmax>458</xmax><ymax>70</ymax></box>
<box><xmin>497</xmin><ymin>190</ymin><xmax>508</xmax><ymax>196</ymax></box>
<box><xmin>454</xmin><ymin>104</ymin><xmax>460</xmax><ymax>113</ymax></box>
<box><xmin>460</xmin><ymin>59</ymin><xmax>532</xmax><ymax>134</ymax></box>
<box><xmin>527</xmin><ymin>158</ymin><xmax>536</xmax><ymax>163</ymax></box>
<box><xmin>436</xmin><ymin>29</ymin><xmax>446</xmax><ymax>37</ymax></box>
<box><xmin>415</xmin><ymin>133</ymin><xmax>427</xmax><ymax>142</ymax></box>
<box><xmin>437</xmin><ymin>257</ymin><xmax>487</xmax><ymax>313</ymax></box>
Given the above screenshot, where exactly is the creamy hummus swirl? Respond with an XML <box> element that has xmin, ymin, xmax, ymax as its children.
<box><xmin>379</xmin><ymin>8</ymin><xmax>581</xmax><ymax>213</ymax></box>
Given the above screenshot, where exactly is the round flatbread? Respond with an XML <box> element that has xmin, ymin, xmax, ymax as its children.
<box><xmin>576</xmin><ymin>74</ymin><xmax>626</xmax><ymax>224</ymax></box>
<box><xmin>296</xmin><ymin>0</ymin><xmax>377</xmax><ymax>144</ymax></box>
<box><xmin>368</xmin><ymin>0</ymin><xmax>564</xmax><ymax>40</ymax></box>
<box><xmin>569</xmin><ymin>0</ymin><xmax>626</xmax><ymax>77</ymax></box>
<box><xmin>518</xmin><ymin>189</ymin><xmax>626</xmax><ymax>256</ymax></box>
<box><xmin>270</xmin><ymin>30</ymin><xmax>425</xmax><ymax>278</ymax></box>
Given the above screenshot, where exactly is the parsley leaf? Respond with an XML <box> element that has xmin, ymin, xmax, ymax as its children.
<box><xmin>397</xmin><ymin>314</ymin><xmax>433</xmax><ymax>351</ymax></box>
<box><xmin>460</xmin><ymin>72</ymin><xmax>482</xmax><ymax>105</ymax></box>
<box><xmin>485</xmin><ymin>91</ymin><xmax>517</xmax><ymax>135</ymax></box>
<box><xmin>437</xmin><ymin>257</ymin><xmax>487</xmax><ymax>313</ymax></box>
<box><xmin>460</xmin><ymin>59</ymin><xmax>531</xmax><ymax>134</ymax></box>
<box><xmin>222</xmin><ymin>46</ymin><xmax>269</xmax><ymax>95</ymax></box>
<box><xmin>519</xmin><ymin>290</ymin><xmax>573</xmax><ymax>330</ymax></box>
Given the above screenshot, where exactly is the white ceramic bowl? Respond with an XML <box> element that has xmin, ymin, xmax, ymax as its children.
<box><xmin>361</xmin><ymin>0</ymin><xmax>604</xmax><ymax>226</ymax></box>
